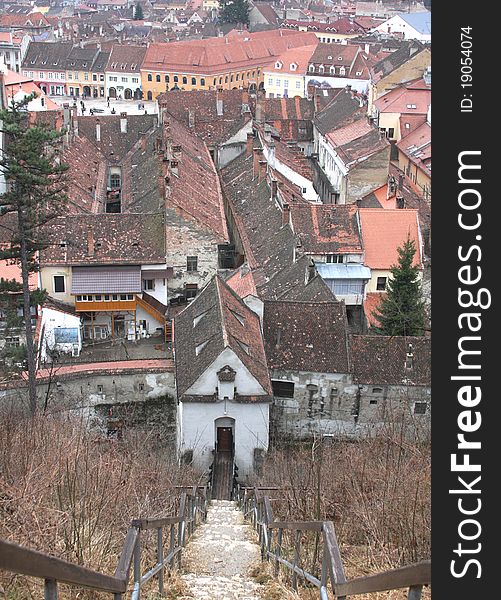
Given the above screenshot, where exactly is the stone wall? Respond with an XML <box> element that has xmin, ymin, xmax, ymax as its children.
<box><xmin>269</xmin><ymin>368</ymin><xmax>431</xmax><ymax>442</ymax></box>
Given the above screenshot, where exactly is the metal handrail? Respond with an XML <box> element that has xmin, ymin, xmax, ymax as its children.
<box><xmin>240</xmin><ymin>486</ymin><xmax>431</xmax><ymax>600</ymax></box>
<box><xmin>0</xmin><ymin>485</ymin><xmax>209</xmax><ymax>600</ymax></box>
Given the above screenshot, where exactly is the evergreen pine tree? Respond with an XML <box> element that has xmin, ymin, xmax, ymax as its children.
<box><xmin>219</xmin><ymin>0</ymin><xmax>250</xmax><ymax>26</ymax></box>
<box><xmin>0</xmin><ymin>93</ymin><xmax>68</xmax><ymax>414</ymax></box>
<box><xmin>134</xmin><ymin>2</ymin><xmax>144</xmax><ymax>20</ymax></box>
<box><xmin>371</xmin><ymin>237</ymin><xmax>427</xmax><ymax>337</ymax></box>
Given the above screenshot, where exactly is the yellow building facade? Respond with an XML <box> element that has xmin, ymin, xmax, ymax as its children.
<box><xmin>141</xmin><ymin>67</ymin><xmax>262</xmax><ymax>99</ymax></box>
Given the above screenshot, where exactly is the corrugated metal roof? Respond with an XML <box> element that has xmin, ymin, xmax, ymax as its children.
<box><xmin>315</xmin><ymin>263</ymin><xmax>371</xmax><ymax>280</ymax></box>
<box><xmin>71</xmin><ymin>266</ymin><xmax>141</xmax><ymax>294</ymax></box>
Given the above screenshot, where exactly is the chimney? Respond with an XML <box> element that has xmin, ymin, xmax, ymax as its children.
<box><xmin>405</xmin><ymin>343</ymin><xmax>414</xmax><ymax>369</ymax></box>
<box><xmin>74</xmin><ymin>118</ymin><xmax>79</xmax><ymax>138</ymax></box>
<box><xmin>141</xmin><ymin>135</ymin><xmax>147</xmax><ymax>151</ymax></box>
<box><xmin>87</xmin><ymin>230</ymin><xmax>95</xmax><ymax>256</ymax></box>
<box><xmin>120</xmin><ymin>112</ymin><xmax>127</xmax><ymax>133</ymax></box>
<box><xmin>258</xmin><ymin>160</ymin><xmax>267</xmax><ymax>181</ymax></box>
<box><xmin>282</xmin><ymin>202</ymin><xmax>290</xmax><ymax>226</ymax></box>
<box><xmin>270</xmin><ymin>178</ymin><xmax>278</xmax><ymax>199</ymax></box>
<box><xmin>364</xmin><ymin>43</ymin><xmax>370</xmax><ymax>55</ymax></box>
<box><xmin>252</xmin><ymin>147</ymin><xmax>263</xmax><ymax>177</ymax></box>
<box><xmin>305</xmin><ymin>258</ymin><xmax>316</xmax><ymax>284</ymax></box>
<box><xmin>246</xmin><ymin>131</ymin><xmax>254</xmax><ymax>155</ymax></box>
<box><xmin>275</xmin><ymin>327</ymin><xmax>282</xmax><ymax>348</ymax></box>
<box><xmin>255</xmin><ymin>92</ymin><xmax>263</xmax><ymax>124</ymax></box>
<box><xmin>216</xmin><ymin>98</ymin><xmax>223</xmax><ymax>116</ymax></box>
<box><xmin>188</xmin><ymin>108</ymin><xmax>195</xmax><ymax>128</ymax></box>
<box><xmin>95</xmin><ymin>119</ymin><xmax>101</xmax><ymax>142</ymax></box>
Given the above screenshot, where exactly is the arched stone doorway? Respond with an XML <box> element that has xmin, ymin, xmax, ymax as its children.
<box><xmin>124</xmin><ymin>88</ymin><xmax>133</xmax><ymax>99</ymax></box>
<box><xmin>109</xmin><ymin>87</ymin><xmax>117</xmax><ymax>99</ymax></box>
<box><xmin>249</xmin><ymin>83</ymin><xmax>257</xmax><ymax>92</ymax></box>
<box><xmin>258</xmin><ymin>82</ymin><xmax>265</xmax><ymax>91</ymax></box>
<box><xmin>134</xmin><ymin>88</ymin><xmax>142</xmax><ymax>100</ymax></box>
<box><xmin>83</xmin><ymin>85</ymin><xmax>91</xmax><ymax>97</ymax></box>
<box><xmin>147</xmin><ymin>90</ymin><xmax>153</xmax><ymax>100</ymax></box>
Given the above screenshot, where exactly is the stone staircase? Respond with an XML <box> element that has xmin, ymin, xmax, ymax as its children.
<box><xmin>181</xmin><ymin>500</ymin><xmax>263</xmax><ymax>600</ymax></box>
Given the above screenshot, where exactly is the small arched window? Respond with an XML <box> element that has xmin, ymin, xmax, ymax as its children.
<box><xmin>191</xmin><ymin>77</ymin><xmax>196</xmax><ymax>85</ymax></box>
<box><xmin>147</xmin><ymin>73</ymin><xmax>152</xmax><ymax>81</ymax></box>
<box><xmin>156</xmin><ymin>74</ymin><xmax>160</xmax><ymax>82</ymax></box>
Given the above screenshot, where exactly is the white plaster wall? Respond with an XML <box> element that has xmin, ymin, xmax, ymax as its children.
<box><xmin>262</xmin><ymin>144</ymin><xmax>318</xmax><ymax>202</ymax></box>
<box><xmin>185</xmin><ymin>347</ymin><xmax>267</xmax><ymax>397</ymax></box>
<box><xmin>374</xmin><ymin>15</ymin><xmax>431</xmax><ymax>42</ymax></box>
<box><xmin>243</xmin><ymin>295</ymin><xmax>264</xmax><ymax>327</ymax></box>
<box><xmin>39</xmin><ymin>266</ymin><xmax>73</xmax><ymax>304</ymax></box>
<box><xmin>39</xmin><ymin>307</ymin><xmax>82</xmax><ymax>363</ymax></box>
<box><xmin>179</xmin><ymin>400</ymin><xmax>270</xmax><ymax>476</ymax></box>
<box><xmin>136</xmin><ymin>305</ymin><xmax>164</xmax><ymax>336</ymax></box>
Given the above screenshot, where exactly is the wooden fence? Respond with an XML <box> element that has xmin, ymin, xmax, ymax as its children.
<box><xmin>0</xmin><ymin>485</ymin><xmax>209</xmax><ymax>600</ymax></box>
<box><xmin>237</xmin><ymin>485</ymin><xmax>431</xmax><ymax>600</ymax></box>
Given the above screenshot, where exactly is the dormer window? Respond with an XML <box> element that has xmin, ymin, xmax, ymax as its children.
<box><xmin>318</xmin><ymin>65</ymin><xmax>325</xmax><ymax>74</ymax></box>
<box><xmin>229</xmin><ymin>309</ymin><xmax>245</xmax><ymax>327</ymax></box>
<box><xmin>406</xmin><ymin>104</ymin><xmax>417</xmax><ymax>109</ymax></box>
<box><xmin>308</xmin><ymin>65</ymin><xmax>315</xmax><ymax>73</ymax></box>
<box><xmin>327</xmin><ymin>56</ymin><xmax>332</xmax><ymax>60</ymax></box>
<box><xmin>356</xmin><ymin>71</ymin><xmax>363</xmax><ymax>76</ymax></box>
<box><xmin>275</xmin><ymin>61</ymin><xmax>282</xmax><ymax>69</ymax></box>
<box><xmin>195</xmin><ymin>340</ymin><xmax>208</xmax><ymax>356</ymax></box>
<box><xmin>338</xmin><ymin>56</ymin><xmax>343</xmax><ymax>61</ymax></box>
<box><xmin>339</xmin><ymin>67</ymin><xmax>346</xmax><ymax>75</ymax></box>
<box><xmin>236</xmin><ymin>340</ymin><xmax>250</xmax><ymax>355</ymax></box>
<box><xmin>290</xmin><ymin>63</ymin><xmax>297</xmax><ymax>71</ymax></box>
<box><xmin>193</xmin><ymin>309</ymin><xmax>209</xmax><ymax>327</ymax></box>
<box><xmin>330</xmin><ymin>66</ymin><xmax>335</xmax><ymax>74</ymax></box>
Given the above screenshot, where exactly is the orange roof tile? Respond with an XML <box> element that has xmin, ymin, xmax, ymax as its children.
<box><xmin>364</xmin><ymin>292</ymin><xmax>385</xmax><ymax>328</ymax></box>
<box><xmin>265</xmin><ymin>44</ymin><xmax>318</xmax><ymax>75</ymax></box>
<box><xmin>359</xmin><ymin>208</ymin><xmax>421</xmax><ymax>270</ymax></box>
<box><xmin>226</xmin><ymin>266</ymin><xmax>258</xmax><ymax>299</ymax></box>
<box><xmin>326</xmin><ymin>119</ymin><xmax>373</xmax><ymax>146</ymax></box>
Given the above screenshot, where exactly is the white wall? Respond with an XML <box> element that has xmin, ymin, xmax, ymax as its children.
<box><xmin>262</xmin><ymin>143</ymin><xmax>318</xmax><ymax>202</ymax></box>
<box><xmin>185</xmin><ymin>347</ymin><xmax>268</xmax><ymax>397</ymax></box>
<box><xmin>179</xmin><ymin>400</ymin><xmax>270</xmax><ymax>476</ymax></box>
<box><xmin>39</xmin><ymin>307</ymin><xmax>82</xmax><ymax>363</ymax></box>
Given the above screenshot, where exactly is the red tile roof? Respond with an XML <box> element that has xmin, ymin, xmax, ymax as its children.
<box><xmin>363</xmin><ymin>291</ymin><xmax>385</xmax><ymax>328</ymax></box>
<box><xmin>265</xmin><ymin>44</ymin><xmax>317</xmax><ymax>74</ymax></box>
<box><xmin>396</xmin><ymin>121</ymin><xmax>431</xmax><ymax>177</ymax></box>
<box><xmin>281</xmin><ymin>18</ymin><xmax>366</xmax><ymax>35</ymax></box>
<box><xmin>0</xmin><ymin>255</ymin><xmax>38</xmax><ymax>290</ymax></box>
<box><xmin>226</xmin><ymin>265</ymin><xmax>258</xmax><ymax>299</ymax></box>
<box><xmin>143</xmin><ymin>30</ymin><xmax>319</xmax><ymax>74</ymax></box>
<box><xmin>374</xmin><ymin>79</ymin><xmax>431</xmax><ymax>115</ymax></box>
<box><xmin>163</xmin><ymin>117</ymin><xmax>229</xmax><ymax>242</ymax></box>
<box><xmin>290</xmin><ymin>204</ymin><xmax>363</xmax><ymax>254</ymax></box>
<box><xmin>359</xmin><ymin>208</ymin><xmax>422</xmax><ymax>270</ymax></box>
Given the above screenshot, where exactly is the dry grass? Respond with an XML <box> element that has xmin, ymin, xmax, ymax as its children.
<box><xmin>0</xmin><ymin>408</ymin><xmax>203</xmax><ymax>599</ymax></box>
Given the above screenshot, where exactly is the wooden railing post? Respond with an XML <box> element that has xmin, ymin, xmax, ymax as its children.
<box><xmin>169</xmin><ymin>524</ymin><xmax>175</xmax><ymax>568</ymax></box>
<box><xmin>44</xmin><ymin>578</ymin><xmax>58</xmax><ymax>600</ymax></box>
<box><xmin>157</xmin><ymin>527</ymin><xmax>164</xmax><ymax>597</ymax></box>
<box><xmin>408</xmin><ymin>585</ymin><xmax>423</xmax><ymax>600</ymax></box>
<box><xmin>292</xmin><ymin>530</ymin><xmax>300</xmax><ymax>591</ymax></box>
<box><xmin>133</xmin><ymin>533</ymin><xmax>141</xmax><ymax>600</ymax></box>
<box><xmin>274</xmin><ymin>528</ymin><xmax>283</xmax><ymax>577</ymax></box>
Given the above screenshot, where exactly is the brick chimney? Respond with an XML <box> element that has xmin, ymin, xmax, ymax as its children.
<box><xmin>270</xmin><ymin>178</ymin><xmax>277</xmax><ymax>199</ymax></box>
<box><xmin>95</xmin><ymin>119</ymin><xmax>100</xmax><ymax>142</ymax></box>
<box><xmin>252</xmin><ymin>147</ymin><xmax>263</xmax><ymax>177</ymax></box>
<box><xmin>87</xmin><ymin>230</ymin><xmax>95</xmax><ymax>256</ymax></box>
<box><xmin>282</xmin><ymin>202</ymin><xmax>290</xmax><ymax>226</ymax></box>
<box><xmin>258</xmin><ymin>160</ymin><xmax>267</xmax><ymax>181</ymax></box>
<box><xmin>188</xmin><ymin>108</ymin><xmax>195</xmax><ymax>128</ymax></box>
<box><xmin>246</xmin><ymin>132</ymin><xmax>254</xmax><ymax>155</ymax></box>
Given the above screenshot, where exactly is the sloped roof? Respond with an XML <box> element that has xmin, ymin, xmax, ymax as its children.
<box><xmin>41</xmin><ymin>213</ymin><xmax>166</xmax><ymax>265</ymax></box>
<box><xmin>174</xmin><ymin>275</ymin><xmax>272</xmax><ymax>399</ymax></box>
<box><xmin>290</xmin><ymin>204</ymin><xmax>362</xmax><ymax>254</ymax></box>
<box><xmin>372</xmin><ymin>40</ymin><xmax>427</xmax><ymax>81</ymax></box>
<box><xmin>351</xmin><ymin>335</ymin><xmax>431</xmax><ymax>386</ymax></box>
<box><xmin>157</xmin><ymin>89</ymin><xmax>253</xmax><ymax>147</ymax></box>
<box><xmin>163</xmin><ymin>117</ymin><xmax>229</xmax><ymax>242</ymax></box>
<box><xmin>399</xmin><ymin>11</ymin><xmax>431</xmax><ymax>35</ymax></box>
<box><xmin>263</xmin><ymin>300</ymin><xmax>350</xmax><ymax>373</ymax></box>
<box><xmin>396</xmin><ymin>121</ymin><xmax>431</xmax><ymax>176</ymax></box>
<box><xmin>265</xmin><ymin>44</ymin><xmax>317</xmax><ymax>74</ymax></box>
<box><xmin>358</xmin><ymin>208</ymin><xmax>421</xmax><ymax>270</ymax></box>
<box><xmin>106</xmin><ymin>44</ymin><xmax>147</xmax><ymax>73</ymax></box>
<box><xmin>313</xmin><ymin>88</ymin><xmax>365</xmax><ymax>135</ymax></box>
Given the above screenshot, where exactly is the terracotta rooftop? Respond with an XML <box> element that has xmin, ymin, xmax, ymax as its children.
<box><xmin>174</xmin><ymin>275</ymin><xmax>272</xmax><ymax>400</ymax></box>
<box><xmin>290</xmin><ymin>204</ymin><xmax>362</xmax><ymax>255</ymax></box>
<box><xmin>281</xmin><ymin>18</ymin><xmax>366</xmax><ymax>35</ymax></box>
<box><xmin>374</xmin><ymin>78</ymin><xmax>431</xmax><ymax>115</ymax></box>
<box><xmin>226</xmin><ymin>265</ymin><xmax>258</xmax><ymax>299</ymax></box>
<box><xmin>142</xmin><ymin>30</ymin><xmax>319</xmax><ymax>74</ymax></box>
<box><xmin>263</xmin><ymin>300</ymin><xmax>350</xmax><ymax>373</ymax></box>
<box><xmin>157</xmin><ymin>89</ymin><xmax>253</xmax><ymax>147</ymax></box>
<box><xmin>351</xmin><ymin>335</ymin><xmax>431</xmax><ymax>386</ymax></box>
<box><xmin>265</xmin><ymin>44</ymin><xmax>318</xmax><ymax>74</ymax></box>
<box><xmin>41</xmin><ymin>213</ymin><xmax>166</xmax><ymax>266</ymax></box>
<box><xmin>0</xmin><ymin>254</ymin><xmax>38</xmax><ymax>291</ymax></box>
<box><xmin>396</xmin><ymin>121</ymin><xmax>431</xmax><ymax>177</ymax></box>
<box><xmin>106</xmin><ymin>44</ymin><xmax>147</xmax><ymax>73</ymax></box>
<box><xmin>358</xmin><ymin>208</ymin><xmax>422</xmax><ymax>270</ymax></box>
<box><xmin>163</xmin><ymin>116</ymin><xmax>229</xmax><ymax>242</ymax></box>
<box><xmin>363</xmin><ymin>292</ymin><xmax>384</xmax><ymax>328</ymax></box>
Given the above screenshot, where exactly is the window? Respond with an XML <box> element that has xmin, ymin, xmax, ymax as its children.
<box><xmin>84</xmin><ymin>72</ymin><xmax>88</xmax><ymax>80</ymax></box>
<box><xmin>93</xmin><ymin>73</ymin><xmax>97</xmax><ymax>81</ymax></box>
<box><xmin>156</xmin><ymin>74</ymin><xmax>160</xmax><ymax>82</ymax></box>
<box><xmin>94</xmin><ymin>295</ymin><xmax>102</xmax><ymax>301</ymax></box>
<box><xmin>296</xmin><ymin>80</ymin><xmax>301</xmax><ymax>89</ymax></box>
<box><xmin>326</xmin><ymin>254</ymin><xmax>343</xmax><ymax>263</ymax></box>
<box><xmin>187</xmin><ymin>256</ymin><xmax>198</xmax><ymax>272</ymax></box>
<box><xmin>185</xmin><ymin>284</ymin><xmax>198</xmax><ymax>300</ymax></box>
<box><xmin>143</xmin><ymin>279</ymin><xmax>155</xmax><ymax>291</ymax></box>
<box><xmin>275</xmin><ymin>79</ymin><xmax>281</xmax><ymax>87</ymax></box>
<box><xmin>68</xmin><ymin>72</ymin><xmax>72</xmax><ymax>80</ymax></box>
<box><xmin>182</xmin><ymin>76</ymin><xmax>187</xmax><ymax>84</ymax></box>
<box><xmin>236</xmin><ymin>74</ymin><xmax>239</xmax><ymax>80</ymax></box>
<box><xmin>5</xmin><ymin>336</ymin><xmax>20</xmax><ymax>348</ymax></box>
<box><xmin>174</xmin><ymin>75</ymin><xmax>178</xmax><ymax>83</ymax></box>
<box><xmin>132</xmin><ymin>77</ymin><xmax>138</xmax><ymax>83</ymax></box>
<box><xmin>191</xmin><ymin>77</ymin><xmax>196</xmax><ymax>85</ymax></box>
<box><xmin>268</xmin><ymin>78</ymin><xmax>273</xmax><ymax>86</ymax></box>
<box><xmin>121</xmin><ymin>77</ymin><xmax>127</xmax><ymax>82</ymax></box>
<box><xmin>104</xmin><ymin>294</ymin><xmax>110</xmax><ymax>301</ymax></box>
<box><xmin>148</xmin><ymin>73</ymin><xmax>152</xmax><ymax>81</ymax></box>
<box><xmin>53</xmin><ymin>276</ymin><xmax>65</xmax><ymax>293</ymax></box>
<box><xmin>39</xmin><ymin>72</ymin><xmax>44</xmax><ymax>78</ymax></box>
<box><xmin>376</xmin><ymin>277</ymin><xmax>387</xmax><ymax>291</ymax></box>
<box><xmin>165</xmin><ymin>75</ymin><xmax>169</xmax><ymax>82</ymax></box>
<box><xmin>112</xmin><ymin>294</ymin><xmax>118</xmax><ymax>301</ymax></box>
<box><xmin>331</xmin><ymin>280</ymin><xmax>365</xmax><ymax>296</ymax></box>
<box><xmin>120</xmin><ymin>294</ymin><xmax>127</xmax><ymax>301</ymax></box>
<box><xmin>200</xmin><ymin>78</ymin><xmax>205</xmax><ymax>86</ymax></box>
<box><xmin>372</xmin><ymin>387</ymin><xmax>383</xmax><ymax>394</ymax></box>
<box><xmin>272</xmin><ymin>380</ymin><xmax>295</xmax><ymax>398</ymax></box>
<box><xmin>97</xmin><ymin>385</ymin><xmax>103</xmax><ymax>393</ymax></box>
<box><xmin>284</xmin><ymin>80</ymin><xmax>288</xmax><ymax>88</ymax></box>
<box><xmin>414</xmin><ymin>402</ymin><xmax>428</xmax><ymax>415</ymax></box>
